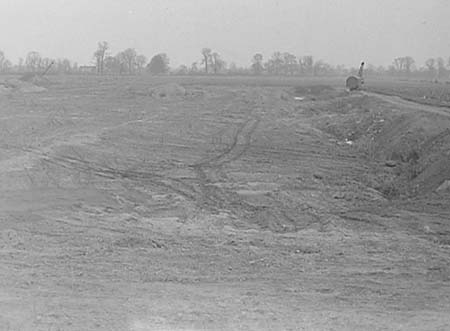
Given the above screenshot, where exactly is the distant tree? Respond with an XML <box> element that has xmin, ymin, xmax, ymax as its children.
<box><xmin>121</xmin><ymin>48</ymin><xmax>137</xmax><ymax>74</ymax></box>
<box><xmin>393</xmin><ymin>57</ymin><xmax>403</xmax><ymax>72</ymax></box>
<box><xmin>228</xmin><ymin>62</ymin><xmax>249</xmax><ymax>75</ymax></box>
<box><xmin>251</xmin><ymin>53</ymin><xmax>264</xmax><ymax>75</ymax></box>
<box><xmin>93</xmin><ymin>41</ymin><xmax>109</xmax><ymax>74</ymax></box>
<box><xmin>393</xmin><ymin>56</ymin><xmax>415</xmax><ymax>74</ymax></box>
<box><xmin>2</xmin><ymin>59</ymin><xmax>12</xmax><ymax>73</ymax></box>
<box><xmin>25</xmin><ymin>51</ymin><xmax>42</xmax><ymax>72</ymax></box>
<box><xmin>425</xmin><ymin>58</ymin><xmax>437</xmax><ymax>80</ymax></box>
<box><xmin>265</xmin><ymin>52</ymin><xmax>284</xmax><ymax>75</ymax></box>
<box><xmin>313</xmin><ymin>60</ymin><xmax>332</xmax><ymax>76</ymax></box>
<box><xmin>135</xmin><ymin>54</ymin><xmax>147</xmax><ymax>73</ymax></box>
<box><xmin>174</xmin><ymin>65</ymin><xmax>189</xmax><ymax>75</ymax></box>
<box><xmin>201</xmin><ymin>48</ymin><xmax>212</xmax><ymax>73</ymax></box>
<box><xmin>425</xmin><ymin>58</ymin><xmax>436</xmax><ymax>72</ymax></box>
<box><xmin>0</xmin><ymin>51</ymin><xmax>12</xmax><ymax>73</ymax></box>
<box><xmin>0</xmin><ymin>51</ymin><xmax>4</xmax><ymax>71</ymax></box>
<box><xmin>300</xmin><ymin>56</ymin><xmax>314</xmax><ymax>75</ymax></box>
<box><xmin>159</xmin><ymin>53</ymin><xmax>170</xmax><ymax>69</ymax></box>
<box><xmin>282</xmin><ymin>52</ymin><xmax>297</xmax><ymax>75</ymax></box>
<box><xmin>404</xmin><ymin>56</ymin><xmax>415</xmax><ymax>74</ymax></box>
<box><xmin>56</xmin><ymin>58</ymin><xmax>71</xmax><ymax>73</ymax></box>
<box><xmin>387</xmin><ymin>64</ymin><xmax>396</xmax><ymax>75</ymax></box>
<box><xmin>228</xmin><ymin>62</ymin><xmax>238</xmax><ymax>74</ymax></box>
<box><xmin>104</xmin><ymin>55</ymin><xmax>121</xmax><ymax>73</ymax></box>
<box><xmin>0</xmin><ymin>51</ymin><xmax>10</xmax><ymax>72</ymax></box>
<box><xmin>147</xmin><ymin>53</ymin><xmax>170</xmax><ymax>74</ymax></box>
<box><xmin>17</xmin><ymin>58</ymin><xmax>24</xmax><ymax>72</ymax></box>
<box><xmin>335</xmin><ymin>64</ymin><xmax>348</xmax><ymax>76</ymax></box>
<box><xmin>190</xmin><ymin>62</ymin><xmax>199</xmax><ymax>74</ymax></box>
<box><xmin>40</xmin><ymin>57</ymin><xmax>55</xmax><ymax>73</ymax></box>
<box><xmin>376</xmin><ymin>66</ymin><xmax>387</xmax><ymax>75</ymax></box>
<box><xmin>211</xmin><ymin>52</ymin><xmax>225</xmax><ymax>74</ymax></box>
<box><xmin>265</xmin><ymin>52</ymin><xmax>300</xmax><ymax>75</ymax></box>
<box><xmin>115</xmin><ymin>52</ymin><xmax>127</xmax><ymax>74</ymax></box>
<box><xmin>436</xmin><ymin>57</ymin><xmax>446</xmax><ymax>79</ymax></box>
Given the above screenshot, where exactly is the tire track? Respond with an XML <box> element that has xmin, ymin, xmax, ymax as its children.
<box><xmin>29</xmin><ymin>150</ymin><xmax>202</xmax><ymax>202</ymax></box>
<box><xmin>191</xmin><ymin>116</ymin><xmax>260</xmax><ymax>168</ymax></box>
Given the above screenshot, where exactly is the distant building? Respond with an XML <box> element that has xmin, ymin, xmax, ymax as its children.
<box><xmin>79</xmin><ymin>65</ymin><xmax>96</xmax><ymax>74</ymax></box>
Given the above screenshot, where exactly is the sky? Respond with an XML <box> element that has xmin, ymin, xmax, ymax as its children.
<box><xmin>0</xmin><ymin>0</ymin><xmax>449</xmax><ymax>68</ymax></box>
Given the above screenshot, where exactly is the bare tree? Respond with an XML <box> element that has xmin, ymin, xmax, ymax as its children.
<box><xmin>403</xmin><ymin>56</ymin><xmax>415</xmax><ymax>74</ymax></box>
<box><xmin>201</xmin><ymin>48</ymin><xmax>212</xmax><ymax>73</ymax></box>
<box><xmin>393</xmin><ymin>57</ymin><xmax>403</xmax><ymax>72</ymax></box>
<box><xmin>211</xmin><ymin>52</ymin><xmax>225</xmax><ymax>74</ymax></box>
<box><xmin>436</xmin><ymin>57</ymin><xmax>446</xmax><ymax>79</ymax></box>
<box><xmin>283</xmin><ymin>52</ymin><xmax>297</xmax><ymax>75</ymax></box>
<box><xmin>300</xmin><ymin>56</ymin><xmax>314</xmax><ymax>75</ymax></box>
<box><xmin>0</xmin><ymin>51</ymin><xmax>12</xmax><ymax>73</ymax></box>
<box><xmin>265</xmin><ymin>52</ymin><xmax>284</xmax><ymax>75</ymax></box>
<box><xmin>313</xmin><ymin>60</ymin><xmax>332</xmax><ymax>76</ymax></box>
<box><xmin>425</xmin><ymin>58</ymin><xmax>438</xmax><ymax>80</ymax></box>
<box><xmin>56</xmin><ymin>58</ymin><xmax>72</xmax><ymax>73</ymax></box>
<box><xmin>25</xmin><ymin>51</ymin><xmax>42</xmax><ymax>72</ymax></box>
<box><xmin>393</xmin><ymin>56</ymin><xmax>415</xmax><ymax>74</ymax></box>
<box><xmin>115</xmin><ymin>48</ymin><xmax>137</xmax><ymax>74</ymax></box>
<box><xmin>251</xmin><ymin>53</ymin><xmax>264</xmax><ymax>75</ymax></box>
<box><xmin>0</xmin><ymin>51</ymin><xmax>4</xmax><ymax>71</ymax></box>
<box><xmin>123</xmin><ymin>48</ymin><xmax>137</xmax><ymax>74</ymax></box>
<box><xmin>229</xmin><ymin>62</ymin><xmax>238</xmax><ymax>74</ymax></box>
<box><xmin>94</xmin><ymin>41</ymin><xmax>109</xmax><ymax>74</ymax></box>
<box><xmin>17</xmin><ymin>58</ymin><xmax>24</xmax><ymax>72</ymax></box>
<box><xmin>2</xmin><ymin>59</ymin><xmax>11</xmax><ymax>73</ymax></box>
<box><xmin>190</xmin><ymin>62</ymin><xmax>199</xmax><ymax>74</ymax></box>
<box><xmin>0</xmin><ymin>51</ymin><xmax>10</xmax><ymax>73</ymax></box>
<box><xmin>425</xmin><ymin>58</ymin><xmax>436</xmax><ymax>72</ymax></box>
<box><xmin>136</xmin><ymin>54</ymin><xmax>147</xmax><ymax>73</ymax></box>
<box><xmin>41</xmin><ymin>58</ymin><xmax>55</xmax><ymax>72</ymax></box>
<box><xmin>104</xmin><ymin>55</ymin><xmax>120</xmax><ymax>73</ymax></box>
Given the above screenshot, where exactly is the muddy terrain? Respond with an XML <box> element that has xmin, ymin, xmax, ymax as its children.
<box><xmin>0</xmin><ymin>75</ymin><xmax>449</xmax><ymax>331</ymax></box>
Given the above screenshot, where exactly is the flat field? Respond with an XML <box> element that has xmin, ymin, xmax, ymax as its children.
<box><xmin>0</xmin><ymin>75</ymin><xmax>450</xmax><ymax>331</ymax></box>
<box><xmin>368</xmin><ymin>77</ymin><xmax>450</xmax><ymax>107</ymax></box>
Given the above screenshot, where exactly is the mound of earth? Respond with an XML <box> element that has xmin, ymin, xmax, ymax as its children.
<box><xmin>291</xmin><ymin>84</ymin><xmax>344</xmax><ymax>101</ymax></box>
<box><xmin>148</xmin><ymin>83</ymin><xmax>186</xmax><ymax>98</ymax></box>
<box><xmin>1</xmin><ymin>78</ymin><xmax>47</xmax><ymax>93</ymax></box>
<box><xmin>20</xmin><ymin>73</ymin><xmax>50</xmax><ymax>86</ymax></box>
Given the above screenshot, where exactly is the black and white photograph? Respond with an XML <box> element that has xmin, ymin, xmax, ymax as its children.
<box><xmin>0</xmin><ymin>1</ymin><xmax>449</xmax><ymax>330</ymax></box>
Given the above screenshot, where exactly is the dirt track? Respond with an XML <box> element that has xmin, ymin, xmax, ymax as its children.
<box><xmin>0</xmin><ymin>76</ymin><xmax>449</xmax><ymax>331</ymax></box>
<box><xmin>364</xmin><ymin>91</ymin><xmax>450</xmax><ymax>118</ymax></box>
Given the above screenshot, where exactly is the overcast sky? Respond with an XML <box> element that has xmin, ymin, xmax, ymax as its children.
<box><xmin>0</xmin><ymin>0</ymin><xmax>449</xmax><ymax>68</ymax></box>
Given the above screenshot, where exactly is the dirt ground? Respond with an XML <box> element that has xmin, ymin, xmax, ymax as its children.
<box><xmin>0</xmin><ymin>75</ymin><xmax>449</xmax><ymax>331</ymax></box>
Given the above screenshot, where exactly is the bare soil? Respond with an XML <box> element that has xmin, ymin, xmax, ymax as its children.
<box><xmin>0</xmin><ymin>75</ymin><xmax>449</xmax><ymax>331</ymax></box>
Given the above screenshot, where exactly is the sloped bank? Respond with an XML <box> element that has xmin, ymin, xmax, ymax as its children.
<box><xmin>315</xmin><ymin>93</ymin><xmax>450</xmax><ymax>198</ymax></box>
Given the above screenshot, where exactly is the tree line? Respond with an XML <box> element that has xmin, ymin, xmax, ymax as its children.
<box><xmin>1</xmin><ymin>42</ymin><xmax>450</xmax><ymax>80</ymax></box>
<box><xmin>0</xmin><ymin>41</ymin><xmax>170</xmax><ymax>75</ymax></box>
